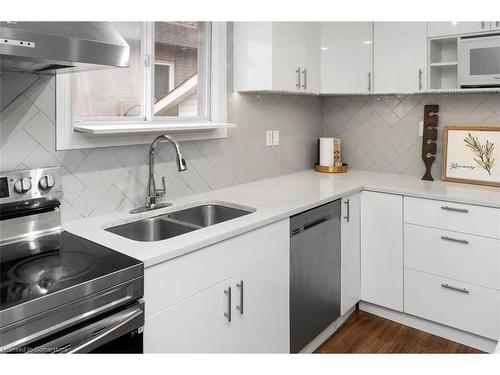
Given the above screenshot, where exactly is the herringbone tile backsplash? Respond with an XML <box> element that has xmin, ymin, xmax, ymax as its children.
<box><xmin>322</xmin><ymin>94</ymin><xmax>500</xmax><ymax>179</ymax></box>
<box><xmin>0</xmin><ymin>72</ymin><xmax>322</xmax><ymax>223</ymax></box>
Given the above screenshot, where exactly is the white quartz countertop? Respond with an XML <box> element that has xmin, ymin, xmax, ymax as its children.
<box><xmin>64</xmin><ymin>169</ymin><xmax>500</xmax><ymax>268</ymax></box>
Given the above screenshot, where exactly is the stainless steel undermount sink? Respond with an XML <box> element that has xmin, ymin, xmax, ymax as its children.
<box><xmin>166</xmin><ymin>204</ymin><xmax>253</xmax><ymax>227</ymax></box>
<box><xmin>105</xmin><ymin>216</ymin><xmax>197</xmax><ymax>242</ymax></box>
<box><xmin>105</xmin><ymin>203</ymin><xmax>255</xmax><ymax>242</ymax></box>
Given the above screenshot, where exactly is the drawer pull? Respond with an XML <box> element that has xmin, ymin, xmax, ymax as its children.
<box><xmin>440</xmin><ymin>235</ymin><xmax>469</xmax><ymax>245</ymax></box>
<box><xmin>441</xmin><ymin>283</ymin><xmax>469</xmax><ymax>294</ymax></box>
<box><xmin>440</xmin><ymin>205</ymin><xmax>469</xmax><ymax>213</ymax></box>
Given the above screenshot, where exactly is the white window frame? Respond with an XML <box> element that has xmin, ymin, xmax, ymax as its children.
<box><xmin>56</xmin><ymin>22</ymin><xmax>229</xmax><ymax>150</ymax></box>
<box><xmin>153</xmin><ymin>59</ymin><xmax>175</xmax><ymax>94</ymax></box>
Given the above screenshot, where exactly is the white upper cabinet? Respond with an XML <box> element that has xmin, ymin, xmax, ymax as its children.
<box><xmin>302</xmin><ymin>22</ymin><xmax>321</xmax><ymax>93</ymax></box>
<box><xmin>427</xmin><ymin>21</ymin><xmax>491</xmax><ymax>37</ymax></box>
<box><xmin>233</xmin><ymin>22</ymin><xmax>320</xmax><ymax>93</ymax></box>
<box><xmin>321</xmin><ymin>22</ymin><xmax>373</xmax><ymax>94</ymax></box>
<box><xmin>373</xmin><ymin>22</ymin><xmax>427</xmax><ymax>93</ymax></box>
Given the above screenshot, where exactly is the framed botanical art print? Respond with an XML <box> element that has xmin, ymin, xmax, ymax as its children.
<box><xmin>442</xmin><ymin>126</ymin><xmax>500</xmax><ymax>187</ymax></box>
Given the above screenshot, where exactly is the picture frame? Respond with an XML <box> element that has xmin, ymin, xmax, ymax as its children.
<box><xmin>442</xmin><ymin>126</ymin><xmax>500</xmax><ymax>188</ymax></box>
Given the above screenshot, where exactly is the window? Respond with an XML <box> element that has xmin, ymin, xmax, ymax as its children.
<box><xmin>71</xmin><ymin>22</ymin><xmax>144</xmax><ymax>119</ymax></box>
<box><xmin>56</xmin><ymin>22</ymin><xmax>228</xmax><ymax>150</ymax></box>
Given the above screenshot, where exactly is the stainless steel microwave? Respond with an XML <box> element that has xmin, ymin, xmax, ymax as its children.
<box><xmin>459</xmin><ymin>34</ymin><xmax>500</xmax><ymax>87</ymax></box>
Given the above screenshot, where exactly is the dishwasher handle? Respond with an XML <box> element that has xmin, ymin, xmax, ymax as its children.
<box><xmin>291</xmin><ymin>215</ymin><xmax>332</xmax><ymax>236</ymax></box>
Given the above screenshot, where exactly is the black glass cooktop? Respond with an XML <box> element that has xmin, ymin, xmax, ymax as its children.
<box><xmin>0</xmin><ymin>231</ymin><xmax>142</xmax><ymax>312</ymax></box>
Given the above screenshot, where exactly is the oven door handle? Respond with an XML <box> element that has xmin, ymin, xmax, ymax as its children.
<box><xmin>27</xmin><ymin>301</ymin><xmax>144</xmax><ymax>354</ymax></box>
<box><xmin>69</xmin><ymin>304</ymin><xmax>144</xmax><ymax>353</ymax></box>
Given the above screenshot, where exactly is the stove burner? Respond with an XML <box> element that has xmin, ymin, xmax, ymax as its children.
<box><xmin>15</xmin><ymin>238</ymin><xmax>61</xmax><ymax>255</ymax></box>
<box><xmin>7</xmin><ymin>251</ymin><xmax>95</xmax><ymax>288</ymax></box>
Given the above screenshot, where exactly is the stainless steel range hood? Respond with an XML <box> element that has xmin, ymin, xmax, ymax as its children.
<box><xmin>0</xmin><ymin>22</ymin><xmax>130</xmax><ymax>74</ymax></box>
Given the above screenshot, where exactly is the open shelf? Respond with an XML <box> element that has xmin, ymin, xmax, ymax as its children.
<box><xmin>429</xmin><ymin>37</ymin><xmax>458</xmax><ymax>64</ymax></box>
<box><xmin>429</xmin><ymin>37</ymin><xmax>459</xmax><ymax>90</ymax></box>
<box><xmin>430</xmin><ymin>61</ymin><xmax>458</xmax><ymax>67</ymax></box>
<box><xmin>430</xmin><ymin>65</ymin><xmax>458</xmax><ymax>90</ymax></box>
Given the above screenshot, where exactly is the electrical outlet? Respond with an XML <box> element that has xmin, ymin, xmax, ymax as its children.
<box><xmin>419</xmin><ymin>121</ymin><xmax>424</xmax><ymax>137</ymax></box>
<box><xmin>272</xmin><ymin>130</ymin><xmax>280</xmax><ymax>146</ymax></box>
<box><xmin>265</xmin><ymin>130</ymin><xmax>273</xmax><ymax>146</ymax></box>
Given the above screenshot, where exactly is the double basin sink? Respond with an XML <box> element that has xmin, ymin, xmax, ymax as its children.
<box><xmin>105</xmin><ymin>203</ymin><xmax>255</xmax><ymax>242</ymax></box>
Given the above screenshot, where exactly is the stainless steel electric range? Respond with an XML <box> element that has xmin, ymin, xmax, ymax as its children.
<box><xmin>0</xmin><ymin>167</ymin><xmax>144</xmax><ymax>353</ymax></box>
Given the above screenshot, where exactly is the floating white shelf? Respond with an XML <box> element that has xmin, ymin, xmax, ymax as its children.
<box><xmin>74</xmin><ymin>122</ymin><xmax>237</xmax><ymax>135</ymax></box>
<box><xmin>430</xmin><ymin>61</ymin><xmax>458</xmax><ymax>67</ymax></box>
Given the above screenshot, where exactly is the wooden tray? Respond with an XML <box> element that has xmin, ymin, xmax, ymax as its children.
<box><xmin>313</xmin><ymin>164</ymin><xmax>348</xmax><ymax>174</ymax></box>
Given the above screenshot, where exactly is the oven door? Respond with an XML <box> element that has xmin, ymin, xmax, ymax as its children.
<box><xmin>459</xmin><ymin>35</ymin><xmax>500</xmax><ymax>87</ymax></box>
<box><xmin>21</xmin><ymin>301</ymin><xmax>144</xmax><ymax>354</ymax></box>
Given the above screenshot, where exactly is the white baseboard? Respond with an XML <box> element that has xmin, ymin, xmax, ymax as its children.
<box><xmin>299</xmin><ymin>306</ymin><xmax>356</xmax><ymax>354</ymax></box>
<box><xmin>359</xmin><ymin>301</ymin><xmax>498</xmax><ymax>353</ymax></box>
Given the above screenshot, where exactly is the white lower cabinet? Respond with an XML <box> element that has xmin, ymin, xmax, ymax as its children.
<box><xmin>340</xmin><ymin>193</ymin><xmax>361</xmax><ymax>315</ymax></box>
<box><xmin>405</xmin><ymin>269</ymin><xmax>500</xmax><ymax>340</ymax></box>
<box><xmin>143</xmin><ymin>219</ymin><xmax>290</xmax><ymax>353</ymax></box>
<box><xmin>230</xmin><ymin>251</ymin><xmax>290</xmax><ymax>353</ymax></box>
<box><xmin>145</xmin><ymin>251</ymin><xmax>290</xmax><ymax>353</ymax></box>
<box><xmin>360</xmin><ymin>191</ymin><xmax>404</xmax><ymax>311</ymax></box>
<box><xmin>144</xmin><ymin>280</ymin><xmax>231</xmax><ymax>353</ymax></box>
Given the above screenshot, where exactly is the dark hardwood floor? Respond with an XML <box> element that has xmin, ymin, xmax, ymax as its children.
<box><xmin>314</xmin><ymin>310</ymin><xmax>483</xmax><ymax>354</ymax></box>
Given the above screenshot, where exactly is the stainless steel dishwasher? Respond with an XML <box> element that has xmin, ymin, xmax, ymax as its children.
<box><xmin>290</xmin><ymin>200</ymin><xmax>341</xmax><ymax>353</ymax></box>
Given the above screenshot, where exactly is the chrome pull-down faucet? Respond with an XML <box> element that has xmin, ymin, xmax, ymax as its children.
<box><xmin>130</xmin><ymin>135</ymin><xmax>187</xmax><ymax>214</ymax></box>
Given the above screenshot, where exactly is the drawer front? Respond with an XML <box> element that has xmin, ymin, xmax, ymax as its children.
<box><xmin>145</xmin><ymin>219</ymin><xmax>290</xmax><ymax>318</ymax></box>
<box><xmin>404</xmin><ymin>197</ymin><xmax>500</xmax><ymax>239</ymax></box>
<box><xmin>405</xmin><ymin>269</ymin><xmax>500</xmax><ymax>340</ymax></box>
<box><xmin>405</xmin><ymin>224</ymin><xmax>500</xmax><ymax>290</ymax></box>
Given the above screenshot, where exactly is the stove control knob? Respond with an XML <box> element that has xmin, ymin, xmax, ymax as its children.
<box><xmin>39</xmin><ymin>175</ymin><xmax>55</xmax><ymax>191</ymax></box>
<box><xmin>14</xmin><ymin>177</ymin><xmax>32</xmax><ymax>194</ymax></box>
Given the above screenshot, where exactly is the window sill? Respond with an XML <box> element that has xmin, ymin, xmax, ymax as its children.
<box><xmin>73</xmin><ymin>122</ymin><xmax>236</xmax><ymax>135</ymax></box>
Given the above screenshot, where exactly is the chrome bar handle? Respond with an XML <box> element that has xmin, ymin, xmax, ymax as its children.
<box><xmin>418</xmin><ymin>68</ymin><xmax>423</xmax><ymax>90</ymax></box>
<box><xmin>441</xmin><ymin>235</ymin><xmax>469</xmax><ymax>245</ymax></box>
<box><xmin>441</xmin><ymin>283</ymin><xmax>469</xmax><ymax>294</ymax></box>
<box><xmin>236</xmin><ymin>281</ymin><xmax>244</xmax><ymax>315</ymax></box>
<box><xmin>440</xmin><ymin>205</ymin><xmax>469</xmax><ymax>214</ymax></box>
<box><xmin>295</xmin><ymin>66</ymin><xmax>301</xmax><ymax>89</ymax></box>
<box><xmin>224</xmin><ymin>287</ymin><xmax>232</xmax><ymax>322</ymax></box>
<box><xmin>343</xmin><ymin>199</ymin><xmax>350</xmax><ymax>222</ymax></box>
<box><xmin>301</xmin><ymin>68</ymin><xmax>307</xmax><ymax>90</ymax></box>
<box><xmin>367</xmin><ymin>71</ymin><xmax>371</xmax><ymax>92</ymax></box>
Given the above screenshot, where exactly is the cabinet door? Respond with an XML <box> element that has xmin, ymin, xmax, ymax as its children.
<box><xmin>374</xmin><ymin>22</ymin><xmax>427</xmax><ymax>93</ymax></box>
<box><xmin>272</xmin><ymin>22</ymin><xmax>305</xmax><ymax>91</ymax></box>
<box><xmin>233</xmin><ymin>22</ymin><xmax>273</xmax><ymax>92</ymax></box>
<box><xmin>321</xmin><ymin>22</ymin><xmax>373</xmax><ymax>93</ymax></box>
<box><xmin>144</xmin><ymin>280</ymin><xmax>231</xmax><ymax>353</ymax></box>
<box><xmin>360</xmin><ymin>191</ymin><xmax>403</xmax><ymax>311</ymax></box>
<box><xmin>230</xmin><ymin>251</ymin><xmax>290</xmax><ymax>353</ymax></box>
<box><xmin>428</xmin><ymin>21</ymin><xmax>490</xmax><ymax>37</ymax></box>
<box><xmin>341</xmin><ymin>193</ymin><xmax>361</xmax><ymax>315</ymax></box>
<box><xmin>302</xmin><ymin>22</ymin><xmax>321</xmax><ymax>93</ymax></box>
<box><xmin>492</xmin><ymin>21</ymin><xmax>500</xmax><ymax>31</ymax></box>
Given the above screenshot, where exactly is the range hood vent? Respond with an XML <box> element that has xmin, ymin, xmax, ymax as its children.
<box><xmin>0</xmin><ymin>22</ymin><xmax>130</xmax><ymax>74</ymax></box>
